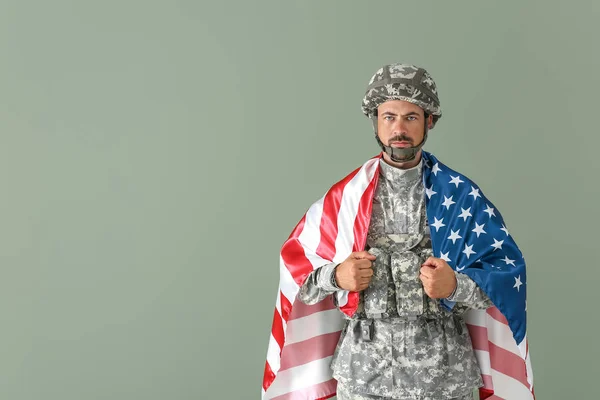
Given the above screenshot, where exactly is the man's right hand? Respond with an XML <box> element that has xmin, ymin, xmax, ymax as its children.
<box><xmin>334</xmin><ymin>251</ymin><xmax>376</xmax><ymax>292</ymax></box>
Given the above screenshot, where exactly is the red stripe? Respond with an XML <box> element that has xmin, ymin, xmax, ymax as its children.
<box><xmin>263</xmin><ymin>361</ymin><xmax>276</xmax><ymax>391</ymax></box>
<box><xmin>487</xmin><ymin>306</ymin><xmax>509</xmax><ymax>325</ymax></box>
<box><xmin>480</xmin><ymin>391</ymin><xmax>502</xmax><ymax>400</ymax></box>
<box><xmin>270</xmin><ymin>378</ymin><xmax>337</xmax><ymax>400</ymax></box>
<box><xmin>289</xmin><ymin>296</ymin><xmax>336</xmax><ymax>320</ymax></box>
<box><xmin>279</xmin><ymin>331</ymin><xmax>341</xmax><ymax>371</ymax></box>
<box><xmin>481</xmin><ymin>374</ymin><xmax>494</xmax><ymax>391</ymax></box>
<box><xmin>271</xmin><ymin>308</ymin><xmax>285</xmax><ymax>350</ymax></box>
<box><xmin>280</xmin><ymin>291</ymin><xmax>293</xmax><ymax>322</ymax></box>
<box><xmin>489</xmin><ymin>341</ymin><xmax>530</xmax><ymax>388</ymax></box>
<box><xmin>466</xmin><ymin>324</ymin><xmax>490</xmax><ymax>352</ymax></box>
<box><xmin>352</xmin><ymin>154</ymin><xmax>380</xmax><ymax>252</ymax></box>
<box><xmin>281</xmin><ymin>237</ymin><xmax>317</xmax><ymax>287</ymax></box>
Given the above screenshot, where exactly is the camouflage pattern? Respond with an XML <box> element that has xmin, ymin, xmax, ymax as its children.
<box><xmin>335</xmin><ymin>381</ymin><xmax>476</xmax><ymax>400</ymax></box>
<box><xmin>361</xmin><ymin>63</ymin><xmax>442</xmax><ymax>128</ymax></box>
<box><xmin>298</xmin><ymin>157</ymin><xmax>493</xmax><ymax>399</ymax></box>
<box><xmin>297</xmin><ymin>261</ymin><xmax>339</xmax><ymax>305</ymax></box>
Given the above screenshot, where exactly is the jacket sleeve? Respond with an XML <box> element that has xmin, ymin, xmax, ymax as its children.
<box><xmin>296</xmin><ymin>262</ymin><xmax>339</xmax><ymax>305</ymax></box>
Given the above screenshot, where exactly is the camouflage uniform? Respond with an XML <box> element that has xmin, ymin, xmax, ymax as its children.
<box><xmin>298</xmin><ymin>157</ymin><xmax>493</xmax><ymax>400</ymax></box>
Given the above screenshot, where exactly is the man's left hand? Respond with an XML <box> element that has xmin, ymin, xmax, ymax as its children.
<box><xmin>419</xmin><ymin>256</ymin><xmax>457</xmax><ymax>299</ymax></box>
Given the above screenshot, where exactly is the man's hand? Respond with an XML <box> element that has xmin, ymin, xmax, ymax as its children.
<box><xmin>419</xmin><ymin>256</ymin><xmax>457</xmax><ymax>299</ymax></box>
<box><xmin>334</xmin><ymin>251</ymin><xmax>376</xmax><ymax>292</ymax></box>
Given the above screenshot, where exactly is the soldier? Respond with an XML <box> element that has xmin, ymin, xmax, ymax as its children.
<box><xmin>297</xmin><ymin>63</ymin><xmax>494</xmax><ymax>400</ymax></box>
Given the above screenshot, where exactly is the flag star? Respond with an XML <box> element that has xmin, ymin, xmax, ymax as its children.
<box><xmin>442</xmin><ymin>195</ymin><xmax>456</xmax><ymax>210</ymax></box>
<box><xmin>425</xmin><ymin>185</ymin><xmax>437</xmax><ymax>199</ymax></box>
<box><xmin>447</xmin><ymin>229</ymin><xmax>462</xmax><ymax>244</ymax></box>
<box><xmin>490</xmin><ymin>238</ymin><xmax>504</xmax><ymax>251</ymax></box>
<box><xmin>513</xmin><ymin>275</ymin><xmax>523</xmax><ymax>291</ymax></box>
<box><xmin>449</xmin><ymin>175</ymin><xmax>464</xmax><ymax>188</ymax></box>
<box><xmin>457</xmin><ymin>265</ymin><xmax>466</xmax><ymax>271</ymax></box>
<box><xmin>432</xmin><ymin>163</ymin><xmax>441</xmax><ymax>176</ymax></box>
<box><xmin>501</xmin><ymin>224</ymin><xmax>510</xmax><ymax>236</ymax></box>
<box><xmin>502</xmin><ymin>255</ymin><xmax>516</xmax><ymax>267</ymax></box>
<box><xmin>484</xmin><ymin>204</ymin><xmax>496</xmax><ymax>218</ymax></box>
<box><xmin>469</xmin><ymin>186</ymin><xmax>481</xmax><ymax>200</ymax></box>
<box><xmin>440</xmin><ymin>252</ymin><xmax>451</xmax><ymax>262</ymax></box>
<box><xmin>458</xmin><ymin>207</ymin><xmax>472</xmax><ymax>222</ymax></box>
<box><xmin>472</xmin><ymin>222</ymin><xmax>487</xmax><ymax>238</ymax></box>
<box><xmin>462</xmin><ymin>244</ymin><xmax>476</xmax><ymax>259</ymax></box>
<box><xmin>431</xmin><ymin>217</ymin><xmax>446</xmax><ymax>232</ymax></box>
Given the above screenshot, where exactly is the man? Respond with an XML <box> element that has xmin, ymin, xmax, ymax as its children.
<box><xmin>263</xmin><ymin>63</ymin><xmax>533</xmax><ymax>400</ymax></box>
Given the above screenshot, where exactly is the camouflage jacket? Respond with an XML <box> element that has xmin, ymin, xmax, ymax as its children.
<box><xmin>298</xmin><ymin>157</ymin><xmax>493</xmax><ymax>399</ymax></box>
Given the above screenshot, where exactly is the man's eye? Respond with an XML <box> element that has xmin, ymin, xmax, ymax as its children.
<box><xmin>407</xmin><ymin>116</ymin><xmax>417</xmax><ymax>121</ymax></box>
<box><xmin>384</xmin><ymin>116</ymin><xmax>394</xmax><ymax>121</ymax></box>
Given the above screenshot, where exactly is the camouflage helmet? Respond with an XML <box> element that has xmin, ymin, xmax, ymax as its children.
<box><xmin>361</xmin><ymin>63</ymin><xmax>442</xmax><ymax>127</ymax></box>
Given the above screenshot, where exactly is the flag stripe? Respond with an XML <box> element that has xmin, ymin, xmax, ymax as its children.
<box><xmin>489</xmin><ymin>369</ymin><xmax>535</xmax><ymax>400</ymax></box>
<box><xmin>333</xmin><ymin>161</ymin><xmax>376</xmax><ymax>262</ymax></box>
<box><xmin>285</xmin><ymin>309</ymin><xmax>345</xmax><ymax>345</ymax></box>
<box><xmin>317</xmin><ymin>167</ymin><xmax>361</xmax><ymax>261</ymax></box>
<box><xmin>288</xmin><ymin>296</ymin><xmax>337</xmax><ymax>320</ymax></box>
<box><xmin>279</xmin><ymin>331</ymin><xmax>341</xmax><ymax>371</ymax></box>
<box><xmin>270</xmin><ymin>379</ymin><xmax>337</xmax><ymax>400</ymax></box>
<box><xmin>489</xmin><ymin>341</ymin><xmax>530</xmax><ymax>389</ymax></box>
<box><xmin>263</xmin><ymin>357</ymin><xmax>335</xmax><ymax>399</ymax></box>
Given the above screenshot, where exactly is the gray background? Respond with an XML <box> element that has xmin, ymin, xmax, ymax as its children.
<box><xmin>1</xmin><ymin>1</ymin><xmax>598</xmax><ymax>399</ymax></box>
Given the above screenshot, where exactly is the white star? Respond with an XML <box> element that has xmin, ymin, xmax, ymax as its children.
<box><xmin>440</xmin><ymin>251</ymin><xmax>451</xmax><ymax>262</ymax></box>
<box><xmin>425</xmin><ymin>185</ymin><xmax>437</xmax><ymax>199</ymax></box>
<box><xmin>442</xmin><ymin>195</ymin><xmax>456</xmax><ymax>210</ymax></box>
<box><xmin>502</xmin><ymin>255</ymin><xmax>516</xmax><ymax>267</ymax></box>
<box><xmin>432</xmin><ymin>163</ymin><xmax>441</xmax><ymax>176</ymax></box>
<box><xmin>447</xmin><ymin>229</ymin><xmax>462</xmax><ymax>244</ymax></box>
<box><xmin>490</xmin><ymin>238</ymin><xmax>504</xmax><ymax>251</ymax></box>
<box><xmin>501</xmin><ymin>224</ymin><xmax>510</xmax><ymax>236</ymax></box>
<box><xmin>513</xmin><ymin>275</ymin><xmax>523</xmax><ymax>291</ymax></box>
<box><xmin>458</xmin><ymin>207</ymin><xmax>472</xmax><ymax>222</ymax></box>
<box><xmin>469</xmin><ymin>186</ymin><xmax>481</xmax><ymax>200</ymax></box>
<box><xmin>431</xmin><ymin>217</ymin><xmax>446</xmax><ymax>232</ymax></box>
<box><xmin>462</xmin><ymin>244</ymin><xmax>476</xmax><ymax>259</ymax></box>
<box><xmin>472</xmin><ymin>222</ymin><xmax>486</xmax><ymax>238</ymax></box>
<box><xmin>484</xmin><ymin>204</ymin><xmax>496</xmax><ymax>218</ymax></box>
<box><xmin>457</xmin><ymin>265</ymin><xmax>466</xmax><ymax>271</ymax></box>
<box><xmin>449</xmin><ymin>175</ymin><xmax>464</xmax><ymax>188</ymax></box>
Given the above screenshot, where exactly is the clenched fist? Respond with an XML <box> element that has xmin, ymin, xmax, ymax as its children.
<box><xmin>334</xmin><ymin>251</ymin><xmax>377</xmax><ymax>292</ymax></box>
<box><xmin>419</xmin><ymin>256</ymin><xmax>457</xmax><ymax>299</ymax></box>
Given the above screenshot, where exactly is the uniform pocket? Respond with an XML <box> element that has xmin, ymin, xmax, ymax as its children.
<box><xmin>390</xmin><ymin>251</ymin><xmax>424</xmax><ymax>317</ymax></box>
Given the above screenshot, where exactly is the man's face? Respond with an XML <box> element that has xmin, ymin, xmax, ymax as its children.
<box><xmin>376</xmin><ymin>100</ymin><xmax>432</xmax><ymax>150</ymax></box>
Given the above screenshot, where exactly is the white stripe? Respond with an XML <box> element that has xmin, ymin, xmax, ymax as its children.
<box><xmin>335</xmin><ymin>290</ymin><xmax>349</xmax><ymax>307</ymax></box>
<box><xmin>297</xmin><ymin>196</ymin><xmax>333</xmax><ymax>272</ymax></box>
<box><xmin>263</xmin><ymin>356</ymin><xmax>334</xmax><ymax>399</ymax></box>
<box><xmin>279</xmin><ymin>256</ymin><xmax>299</xmax><ymax>310</ymax></box>
<box><xmin>463</xmin><ymin>309</ymin><xmax>487</xmax><ymax>327</ymax></box>
<box><xmin>517</xmin><ymin>335</ymin><xmax>527</xmax><ymax>359</ymax></box>
<box><xmin>473</xmin><ymin>349</ymin><xmax>492</xmax><ymax>375</ymax></box>
<box><xmin>333</xmin><ymin>158</ymin><xmax>379</xmax><ymax>263</ymax></box>
<box><xmin>285</xmin><ymin>309</ymin><xmax>345</xmax><ymax>345</ymax></box>
<box><xmin>525</xmin><ymin>342</ymin><xmax>534</xmax><ymax>389</ymax></box>
<box><xmin>490</xmin><ymin>369</ymin><xmax>535</xmax><ymax>400</ymax></box>
<box><xmin>266</xmin><ymin>334</ymin><xmax>282</xmax><ymax>375</ymax></box>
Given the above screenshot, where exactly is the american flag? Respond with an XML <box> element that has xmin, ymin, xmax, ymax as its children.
<box><xmin>263</xmin><ymin>151</ymin><xmax>534</xmax><ymax>400</ymax></box>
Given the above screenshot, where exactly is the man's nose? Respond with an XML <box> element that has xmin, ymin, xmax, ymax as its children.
<box><xmin>391</xmin><ymin>119</ymin><xmax>408</xmax><ymax>134</ymax></box>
